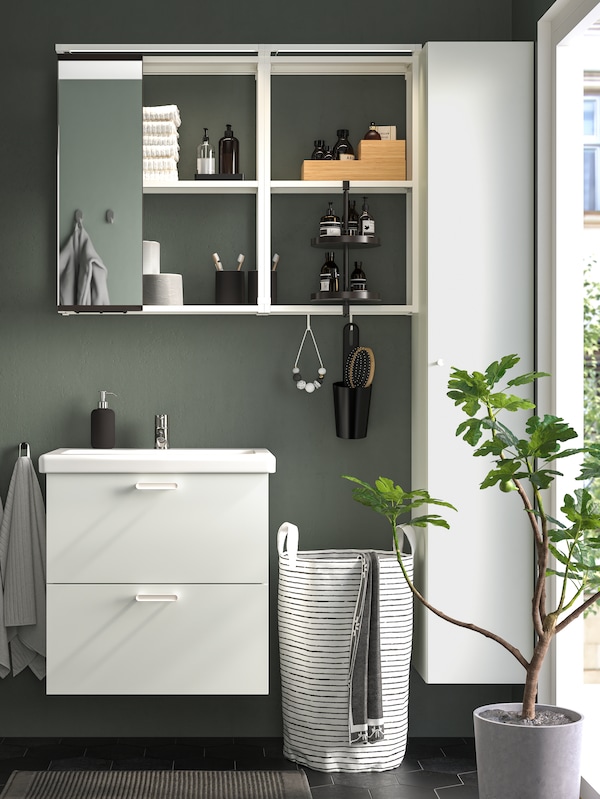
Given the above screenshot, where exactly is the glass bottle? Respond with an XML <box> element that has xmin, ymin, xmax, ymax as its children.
<box><xmin>319</xmin><ymin>202</ymin><xmax>341</xmax><ymax>237</ymax></box>
<box><xmin>328</xmin><ymin>253</ymin><xmax>340</xmax><ymax>293</ymax></box>
<box><xmin>319</xmin><ymin>252</ymin><xmax>333</xmax><ymax>292</ymax></box>
<box><xmin>347</xmin><ymin>200</ymin><xmax>359</xmax><ymax>235</ymax></box>
<box><xmin>350</xmin><ymin>261</ymin><xmax>367</xmax><ymax>292</ymax></box>
<box><xmin>359</xmin><ymin>197</ymin><xmax>375</xmax><ymax>236</ymax></box>
<box><xmin>332</xmin><ymin>129</ymin><xmax>355</xmax><ymax>161</ymax></box>
<box><xmin>197</xmin><ymin>128</ymin><xmax>216</xmax><ymax>175</ymax></box>
<box><xmin>322</xmin><ymin>145</ymin><xmax>334</xmax><ymax>160</ymax></box>
<box><xmin>363</xmin><ymin>122</ymin><xmax>381</xmax><ymax>140</ymax></box>
<box><xmin>311</xmin><ymin>140</ymin><xmax>325</xmax><ymax>160</ymax></box>
<box><xmin>218</xmin><ymin>124</ymin><xmax>239</xmax><ymax>174</ymax></box>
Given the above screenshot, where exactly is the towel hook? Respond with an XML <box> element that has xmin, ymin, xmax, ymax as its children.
<box><xmin>106</xmin><ymin>209</ymin><xmax>115</xmax><ymax>224</ymax></box>
<box><xmin>18</xmin><ymin>442</ymin><xmax>30</xmax><ymax>459</ymax></box>
<box><xmin>74</xmin><ymin>209</ymin><xmax>83</xmax><ymax>225</ymax></box>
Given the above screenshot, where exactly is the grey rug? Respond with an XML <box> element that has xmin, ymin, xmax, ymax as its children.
<box><xmin>0</xmin><ymin>770</ymin><xmax>312</xmax><ymax>799</ymax></box>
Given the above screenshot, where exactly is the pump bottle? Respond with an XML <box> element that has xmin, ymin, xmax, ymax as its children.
<box><xmin>91</xmin><ymin>390</ymin><xmax>116</xmax><ymax>448</ymax></box>
<box><xmin>197</xmin><ymin>128</ymin><xmax>216</xmax><ymax>175</ymax></box>
<box><xmin>219</xmin><ymin>124</ymin><xmax>240</xmax><ymax>174</ymax></box>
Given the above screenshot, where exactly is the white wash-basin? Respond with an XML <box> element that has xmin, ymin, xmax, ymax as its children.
<box><xmin>39</xmin><ymin>448</ymin><xmax>276</xmax><ymax>474</ymax></box>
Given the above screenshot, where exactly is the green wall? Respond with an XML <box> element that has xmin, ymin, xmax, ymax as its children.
<box><xmin>0</xmin><ymin>0</ymin><xmax>534</xmax><ymax>737</ymax></box>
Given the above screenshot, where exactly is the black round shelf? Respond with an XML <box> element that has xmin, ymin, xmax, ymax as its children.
<box><xmin>311</xmin><ymin>235</ymin><xmax>380</xmax><ymax>248</ymax></box>
<box><xmin>311</xmin><ymin>290</ymin><xmax>381</xmax><ymax>303</ymax></box>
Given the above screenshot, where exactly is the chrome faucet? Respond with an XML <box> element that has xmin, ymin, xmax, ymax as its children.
<box><xmin>155</xmin><ymin>414</ymin><xmax>169</xmax><ymax>449</ymax></box>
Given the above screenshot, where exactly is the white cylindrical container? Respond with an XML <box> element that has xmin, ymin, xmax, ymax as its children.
<box><xmin>142</xmin><ymin>240</ymin><xmax>161</xmax><ymax>274</ymax></box>
<box><xmin>143</xmin><ymin>274</ymin><xmax>183</xmax><ymax>305</ymax></box>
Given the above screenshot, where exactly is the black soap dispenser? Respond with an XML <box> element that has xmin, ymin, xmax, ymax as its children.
<box><xmin>218</xmin><ymin>124</ymin><xmax>240</xmax><ymax>175</ymax></box>
<box><xmin>91</xmin><ymin>390</ymin><xmax>116</xmax><ymax>449</ymax></box>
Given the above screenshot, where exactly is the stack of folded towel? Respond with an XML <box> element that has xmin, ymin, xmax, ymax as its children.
<box><xmin>142</xmin><ymin>105</ymin><xmax>181</xmax><ymax>182</ymax></box>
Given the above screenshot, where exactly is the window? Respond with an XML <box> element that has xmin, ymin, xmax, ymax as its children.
<box><xmin>585</xmin><ymin>83</ymin><xmax>600</xmax><ymax>213</ymax></box>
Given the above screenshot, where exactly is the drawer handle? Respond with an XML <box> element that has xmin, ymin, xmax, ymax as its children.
<box><xmin>135</xmin><ymin>482</ymin><xmax>178</xmax><ymax>490</ymax></box>
<box><xmin>135</xmin><ymin>594</ymin><xmax>179</xmax><ymax>602</ymax></box>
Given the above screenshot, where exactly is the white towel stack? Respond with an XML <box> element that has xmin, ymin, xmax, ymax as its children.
<box><xmin>142</xmin><ymin>105</ymin><xmax>181</xmax><ymax>182</ymax></box>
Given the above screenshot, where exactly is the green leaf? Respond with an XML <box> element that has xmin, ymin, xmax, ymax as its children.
<box><xmin>485</xmin><ymin>354</ymin><xmax>521</xmax><ymax>387</ymax></box>
<box><xmin>489</xmin><ymin>392</ymin><xmax>536</xmax><ymax>413</ymax></box>
<box><xmin>507</xmin><ymin>371</ymin><xmax>550</xmax><ymax>387</ymax></box>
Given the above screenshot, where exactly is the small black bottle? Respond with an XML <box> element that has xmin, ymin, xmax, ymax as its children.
<box><xmin>319</xmin><ymin>252</ymin><xmax>339</xmax><ymax>293</ymax></box>
<box><xmin>347</xmin><ymin>200</ymin><xmax>359</xmax><ymax>235</ymax></box>
<box><xmin>332</xmin><ymin>129</ymin><xmax>355</xmax><ymax>161</ymax></box>
<box><xmin>350</xmin><ymin>261</ymin><xmax>367</xmax><ymax>292</ymax></box>
<box><xmin>319</xmin><ymin>202</ymin><xmax>341</xmax><ymax>237</ymax></box>
<box><xmin>319</xmin><ymin>253</ymin><xmax>332</xmax><ymax>292</ymax></box>
<box><xmin>359</xmin><ymin>196</ymin><xmax>375</xmax><ymax>236</ymax></box>
<box><xmin>322</xmin><ymin>145</ymin><xmax>334</xmax><ymax>160</ymax></box>
<box><xmin>219</xmin><ymin>124</ymin><xmax>240</xmax><ymax>174</ymax></box>
<box><xmin>311</xmin><ymin>140</ymin><xmax>325</xmax><ymax>159</ymax></box>
<box><xmin>91</xmin><ymin>390</ymin><xmax>116</xmax><ymax>449</ymax></box>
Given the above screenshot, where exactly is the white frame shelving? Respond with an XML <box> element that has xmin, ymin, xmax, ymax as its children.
<box><xmin>56</xmin><ymin>43</ymin><xmax>420</xmax><ymax>317</ymax></box>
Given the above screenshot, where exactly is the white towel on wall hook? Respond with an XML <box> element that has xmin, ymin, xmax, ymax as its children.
<box><xmin>0</xmin><ymin>444</ymin><xmax>46</xmax><ymax>679</ymax></box>
<box><xmin>59</xmin><ymin>221</ymin><xmax>111</xmax><ymax>306</ymax></box>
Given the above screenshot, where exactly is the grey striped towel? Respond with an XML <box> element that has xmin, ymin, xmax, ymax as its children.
<box><xmin>349</xmin><ymin>551</ymin><xmax>384</xmax><ymax>744</ymax></box>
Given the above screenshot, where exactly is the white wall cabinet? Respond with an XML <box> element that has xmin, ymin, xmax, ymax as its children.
<box><xmin>412</xmin><ymin>41</ymin><xmax>534</xmax><ymax>684</ymax></box>
<box><xmin>43</xmin><ymin>467</ymin><xmax>272</xmax><ymax>695</ymax></box>
<box><xmin>56</xmin><ymin>44</ymin><xmax>419</xmax><ymax>317</ymax></box>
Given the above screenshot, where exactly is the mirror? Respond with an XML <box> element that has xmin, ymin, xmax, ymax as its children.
<box><xmin>58</xmin><ymin>58</ymin><xmax>143</xmax><ymax>308</ymax></box>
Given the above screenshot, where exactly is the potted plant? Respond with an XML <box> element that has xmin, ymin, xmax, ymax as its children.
<box><xmin>343</xmin><ymin>354</ymin><xmax>600</xmax><ymax>799</ymax></box>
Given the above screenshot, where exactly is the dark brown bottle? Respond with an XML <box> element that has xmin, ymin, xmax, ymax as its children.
<box><xmin>347</xmin><ymin>200</ymin><xmax>359</xmax><ymax>235</ymax></box>
<box><xmin>312</xmin><ymin>140</ymin><xmax>325</xmax><ymax>159</ymax></box>
<box><xmin>320</xmin><ymin>202</ymin><xmax>341</xmax><ymax>237</ymax></box>
<box><xmin>363</xmin><ymin>122</ymin><xmax>381</xmax><ymax>140</ymax></box>
<box><xmin>219</xmin><ymin>124</ymin><xmax>239</xmax><ymax>174</ymax></box>
<box><xmin>350</xmin><ymin>261</ymin><xmax>367</xmax><ymax>291</ymax></box>
<box><xmin>332</xmin><ymin>129</ymin><xmax>355</xmax><ymax>161</ymax></box>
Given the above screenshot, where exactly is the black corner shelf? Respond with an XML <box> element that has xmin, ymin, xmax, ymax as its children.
<box><xmin>311</xmin><ymin>290</ymin><xmax>381</xmax><ymax>302</ymax></box>
<box><xmin>311</xmin><ymin>235</ymin><xmax>380</xmax><ymax>248</ymax></box>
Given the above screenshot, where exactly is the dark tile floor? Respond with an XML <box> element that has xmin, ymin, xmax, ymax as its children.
<box><xmin>0</xmin><ymin>737</ymin><xmax>479</xmax><ymax>798</ymax></box>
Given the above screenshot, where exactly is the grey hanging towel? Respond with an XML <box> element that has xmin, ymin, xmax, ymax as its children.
<box><xmin>0</xmin><ymin>452</ymin><xmax>46</xmax><ymax>679</ymax></box>
<box><xmin>349</xmin><ymin>551</ymin><xmax>385</xmax><ymax>744</ymax></box>
<box><xmin>0</xmin><ymin>492</ymin><xmax>7</xmax><ymax>678</ymax></box>
<box><xmin>59</xmin><ymin>221</ymin><xmax>111</xmax><ymax>305</ymax></box>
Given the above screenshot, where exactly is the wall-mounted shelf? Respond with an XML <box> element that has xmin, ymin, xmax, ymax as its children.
<box><xmin>57</xmin><ymin>43</ymin><xmax>420</xmax><ymax>317</ymax></box>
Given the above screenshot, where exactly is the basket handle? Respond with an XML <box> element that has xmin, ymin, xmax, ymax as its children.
<box><xmin>398</xmin><ymin>524</ymin><xmax>416</xmax><ymax>556</ymax></box>
<box><xmin>277</xmin><ymin>522</ymin><xmax>299</xmax><ymax>569</ymax></box>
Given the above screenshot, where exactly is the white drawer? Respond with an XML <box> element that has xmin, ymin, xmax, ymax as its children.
<box><xmin>46</xmin><ymin>583</ymin><xmax>268</xmax><ymax>695</ymax></box>
<box><xmin>46</xmin><ymin>473</ymin><xmax>268</xmax><ymax>583</ymax></box>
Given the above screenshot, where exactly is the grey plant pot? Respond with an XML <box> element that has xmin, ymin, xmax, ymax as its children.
<box><xmin>473</xmin><ymin>702</ymin><xmax>584</xmax><ymax>799</ymax></box>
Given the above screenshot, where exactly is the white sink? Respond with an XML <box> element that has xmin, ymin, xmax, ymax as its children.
<box><xmin>39</xmin><ymin>448</ymin><xmax>276</xmax><ymax>474</ymax></box>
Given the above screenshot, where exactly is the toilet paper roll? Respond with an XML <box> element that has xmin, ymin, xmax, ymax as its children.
<box><xmin>142</xmin><ymin>240</ymin><xmax>161</xmax><ymax>274</ymax></box>
<box><xmin>143</xmin><ymin>274</ymin><xmax>184</xmax><ymax>305</ymax></box>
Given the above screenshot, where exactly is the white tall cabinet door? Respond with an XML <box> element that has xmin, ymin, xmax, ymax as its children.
<box><xmin>412</xmin><ymin>41</ymin><xmax>534</xmax><ymax>684</ymax></box>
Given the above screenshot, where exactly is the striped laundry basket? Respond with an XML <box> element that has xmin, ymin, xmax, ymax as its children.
<box><xmin>277</xmin><ymin>522</ymin><xmax>415</xmax><ymax>772</ymax></box>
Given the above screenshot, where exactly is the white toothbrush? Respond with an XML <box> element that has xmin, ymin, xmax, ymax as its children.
<box><xmin>237</xmin><ymin>253</ymin><xmax>245</xmax><ymax>271</ymax></box>
<box><xmin>272</xmin><ymin>253</ymin><xmax>280</xmax><ymax>271</ymax></box>
<box><xmin>212</xmin><ymin>252</ymin><xmax>224</xmax><ymax>271</ymax></box>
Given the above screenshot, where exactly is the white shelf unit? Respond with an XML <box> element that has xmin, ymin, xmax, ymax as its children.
<box><xmin>57</xmin><ymin>43</ymin><xmax>420</xmax><ymax>317</ymax></box>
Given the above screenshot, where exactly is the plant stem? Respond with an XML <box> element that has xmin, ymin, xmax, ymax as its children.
<box><xmin>555</xmin><ymin>588</ymin><xmax>600</xmax><ymax>632</ymax></box>
<box><xmin>392</xmin><ymin>524</ymin><xmax>530</xmax><ymax>671</ymax></box>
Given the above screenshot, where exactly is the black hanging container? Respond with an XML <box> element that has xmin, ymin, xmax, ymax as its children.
<box><xmin>333</xmin><ymin>382</ymin><xmax>372</xmax><ymax>439</ymax></box>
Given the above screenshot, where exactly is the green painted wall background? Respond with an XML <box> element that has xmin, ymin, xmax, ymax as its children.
<box><xmin>0</xmin><ymin>0</ymin><xmax>543</xmax><ymax>736</ymax></box>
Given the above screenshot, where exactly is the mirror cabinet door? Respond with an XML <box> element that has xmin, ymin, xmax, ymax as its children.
<box><xmin>58</xmin><ymin>58</ymin><xmax>143</xmax><ymax>308</ymax></box>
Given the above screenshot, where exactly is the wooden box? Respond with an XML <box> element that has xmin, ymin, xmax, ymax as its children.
<box><xmin>301</xmin><ymin>140</ymin><xmax>406</xmax><ymax>181</ymax></box>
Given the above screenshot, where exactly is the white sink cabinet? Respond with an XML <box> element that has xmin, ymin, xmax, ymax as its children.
<box><xmin>40</xmin><ymin>448</ymin><xmax>276</xmax><ymax>695</ymax></box>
